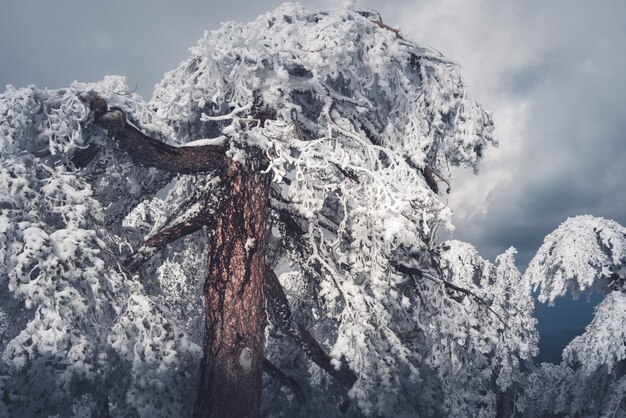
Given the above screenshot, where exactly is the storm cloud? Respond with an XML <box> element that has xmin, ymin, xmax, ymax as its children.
<box><xmin>379</xmin><ymin>0</ymin><xmax>626</xmax><ymax>270</ymax></box>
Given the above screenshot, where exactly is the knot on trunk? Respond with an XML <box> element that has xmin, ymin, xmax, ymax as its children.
<box><xmin>97</xmin><ymin>107</ymin><xmax>126</xmax><ymax>133</ymax></box>
<box><xmin>239</xmin><ymin>347</ymin><xmax>254</xmax><ymax>375</ymax></box>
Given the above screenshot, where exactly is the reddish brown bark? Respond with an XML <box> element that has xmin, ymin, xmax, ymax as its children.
<box><xmin>193</xmin><ymin>160</ymin><xmax>270</xmax><ymax>418</ymax></box>
<box><xmin>84</xmin><ymin>96</ymin><xmax>276</xmax><ymax>417</ymax></box>
<box><xmin>85</xmin><ymin>96</ymin><xmax>332</xmax><ymax>416</ymax></box>
<box><xmin>83</xmin><ymin>94</ymin><xmax>229</xmax><ymax>174</ymax></box>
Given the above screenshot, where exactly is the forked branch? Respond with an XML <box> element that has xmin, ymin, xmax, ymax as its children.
<box><xmin>124</xmin><ymin>193</ymin><xmax>222</xmax><ymax>272</ymax></box>
<box><xmin>264</xmin><ymin>267</ymin><xmax>357</xmax><ymax>388</ymax></box>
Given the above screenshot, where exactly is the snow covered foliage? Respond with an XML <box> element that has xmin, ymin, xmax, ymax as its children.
<box><xmin>522</xmin><ymin>216</ymin><xmax>626</xmax><ymax>418</ymax></box>
<box><xmin>563</xmin><ymin>291</ymin><xmax>626</xmax><ymax>374</ymax></box>
<box><xmin>435</xmin><ymin>243</ymin><xmax>537</xmax><ymax>416</ymax></box>
<box><xmin>526</xmin><ymin>215</ymin><xmax>626</xmax><ymax>303</ymax></box>
<box><xmin>151</xmin><ymin>3</ymin><xmax>495</xmax><ymax>180</ymax></box>
<box><xmin>523</xmin><ymin>290</ymin><xmax>626</xmax><ymax>417</ymax></box>
<box><xmin>524</xmin><ymin>357</ymin><xmax>626</xmax><ymax>417</ymax></box>
<box><xmin>145</xmin><ymin>4</ymin><xmax>496</xmax><ymax>416</ymax></box>
<box><xmin>0</xmin><ymin>78</ymin><xmax>200</xmax><ymax>416</ymax></box>
<box><xmin>7</xmin><ymin>4</ymin><xmax>624</xmax><ymax>417</ymax></box>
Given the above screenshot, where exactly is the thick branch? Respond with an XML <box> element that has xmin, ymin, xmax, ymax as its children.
<box><xmin>264</xmin><ymin>267</ymin><xmax>357</xmax><ymax>388</ymax></box>
<box><xmin>420</xmin><ymin>166</ymin><xmax>439</xmax><ymax>195</ymax></box>
<box><xmin>71</xmin><ymin>144</ymin><xmax>101</xmax><ymax>168</ymax></box>
<box><xmin>331</xmin><ymin>162</ymin><xmax>360</xmax><ymax>184</ymax></box>
<box><xmin>125</xmin><ymin>217</ymin><xmax>213</xmax><ymax>272</ymax></box>
<box><xmin>124</xmin><ymin>246</ymin><xmax>158</xmax><ymax>274</ymax></box>
<box><xmin>268</xmin><ymin>192</ymin><xmax>307</xmax><ymax>239</ymax></box>
<box><xmin>404</xmin><ymin>157</ymin><xmax>441</xmax><ymax>194</ymax></box>
<box><xmin>373</xmin><ymin>20</ymin><xmax>400</xmax><ymax>36</ymax></box>
<box><xmin>269</xmin><ymin>197</ymin><xmax>344</xmax><ymax>239</ymax></box>
<box><xmin>124</xmin><ymin>198</ymin><xmax>220</xmax><ymax>271</ymax></box>
<box><xmin>82</xmin><ymin>94</ymin><xmax>229</xmax><ymax>174</ymax></box>
<box><xmin>262</xmin><ymin>358</ymin><xmax>305</xmax><ymax>405</ymax></box>
<box><xmin>155</xmin><ymin>194</ymin><xmax>215</xmax><ymax>242</ymax></box>
<box><xmin>98</xmin><ymin>108</ymin><xmax>229</xmax><ymax>173</ymax></box>
<box><xmin>428</xmin><ymin>166</ymin><xmax>451</xmax><ymax>194</ymax></box>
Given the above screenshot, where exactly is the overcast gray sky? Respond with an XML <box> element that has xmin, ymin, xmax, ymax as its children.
<box><xmin>2</xmin><ymin>1</ymin><xmax>625</xmax><ymax>337</ymax></box>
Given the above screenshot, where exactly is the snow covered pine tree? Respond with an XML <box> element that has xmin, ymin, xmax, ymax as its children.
<box><xmin>522</xmin><ymin>216</ymin><xmax>626</xmax><ymax>417</ymax></box>
<box><xmin>1</xmin><ymin>4</ymin><xmax>556</xmax><ymax>417</ymax></box>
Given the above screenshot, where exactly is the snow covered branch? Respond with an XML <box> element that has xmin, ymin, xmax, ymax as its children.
<box><xmin>525</xmin><ymin>215</ymin><xmax>626</xmax><ymax>303</ymax></box>
<box><xmin>0</xmin><ymin>4</ymin><xmax>504</xmax><ymax>416</ymax></box>
<box><xmin>82</xmin><ymin>94</ymin><xmax>230</xmax><ymax>174</ymax></box>
<box><xmin>394</xmin><ymin>261</ymin><xmax>508</xmax><ymax>328</ymax></box>
<box><xmin>264</xmin><ymin>267</ymin><xmax>357</xmax><ymax>388</ymax></box>
<box><xmin>124</xmin><ymin>196</ymin><xmax>221</xmax><ymax>272</ymax></box>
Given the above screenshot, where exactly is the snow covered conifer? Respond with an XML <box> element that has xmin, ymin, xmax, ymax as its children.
<box><xmin>526</xmin><ymin>215</ymin><xmax>626</xmax><ymax>302</ymax></box>
<box><xmin>0</xmin><ymin>4</ymin><xmax>558</xmax><ymax>417</ymax></box>
<box><xmin>435</xmin><ymin>243</ymin><xmax>538</xmax><ymax>416</ymax></box>
<box><xmin>523</xmin><ymin>215</ymin><xmax>626</xmax><ymax>417</ymax></box>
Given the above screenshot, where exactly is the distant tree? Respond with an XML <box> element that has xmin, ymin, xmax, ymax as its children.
<box><xmin>0</xmin><ymin>4</ymin><xmax>568</xmax><ymax>418</ymax></box>
<box><xmin>436</xmin><ymin>242</ymin><xmax>538</xmax><ymax>416</ymax></box>
<box><xmin>523</xmin><ymin>215</ymin><xmax>626</xmax><ymax>417</ymax></box>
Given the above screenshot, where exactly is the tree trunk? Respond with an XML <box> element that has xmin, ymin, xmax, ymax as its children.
<box><xmin>82</xmin><ymin>96</ymin><xmax>271</xmax><ymax>417</ymax></box>
<box><xmin>194</xmin><ymin>160</ymin><xmax>270</xmax><ymax>418</ymax></box>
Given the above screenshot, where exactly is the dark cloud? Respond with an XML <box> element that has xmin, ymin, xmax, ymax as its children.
<box><xmin>4</xmin><ymin>0</ymin><xmax>624</xmax><ymax>261</ymax></box>
<box><xmin>377</xmin><ymin>0</ymin><xmax>626</xmax><ymax>270</ymax></box>
<box><xmin>368</xmin><ymin>0</ymin><xmax>626</xmax><ymax>340</ymax></box>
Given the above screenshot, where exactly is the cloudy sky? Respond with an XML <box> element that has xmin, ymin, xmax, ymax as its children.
<box><xmin>2</xmin><ymin>1</ymin><xmax>625</xmax><ymax>339</ymax></box>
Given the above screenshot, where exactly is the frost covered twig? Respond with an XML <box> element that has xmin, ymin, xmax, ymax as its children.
<box><xmin>298</xmin><ymin>41</ymin><xmax>346</xmax><ymax>53</ymax></box>
<box><xmin>394</xmin><ymin>262</ymin><xmax>509</xmax><ymax>329</ymax></box>
<box><xmin>113</xmin><ymin>83</ymin><xmax>138</xmax><ymax>96</ymax></box>
<box><xmin>372</xmin><ymin>20</ymin><xmax>400</xmax><ymax>36</ymax></box>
